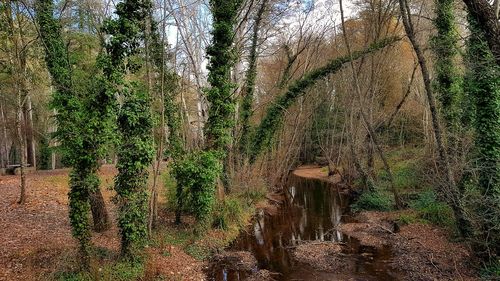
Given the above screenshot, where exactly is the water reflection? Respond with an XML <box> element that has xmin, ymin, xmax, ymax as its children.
<box><xmin>211</xmin><ymin>173</ymin><xmax>397</xmax><ymax>281</ymax></box>
<box><xmin>225</xmin><ymin>175</ymin><xmax>348</xmax><ymax>275</ymax></box>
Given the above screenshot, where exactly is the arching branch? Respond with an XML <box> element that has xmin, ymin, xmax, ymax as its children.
<box><xmin>249</xmin><ymin>36</ymin><xmax>401</xmax><ymax>162</ymax></box>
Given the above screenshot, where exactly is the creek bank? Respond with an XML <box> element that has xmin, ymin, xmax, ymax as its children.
<box><xmin>292</xmin><ymin>242</ymin><xmax>351</xmax><ymax>272</ymax></box>
<box><xmin>340</xmin><ymin>211</ymin><xmax>478</xmax><ymax>280</ymax></box>
<box><xmin>292</xmin><ymin>166</ymin><xmax>479</xmax><ymax>281</ymax></box>
<box><xmin>292</xmin><ymin>165</ymin><xmax>342</xmax><ymax>184</ymax></box>
<box><xmin>208</xmin><ymin>166</ymin><xmax>480</xmax><ymax>280</ymax></box>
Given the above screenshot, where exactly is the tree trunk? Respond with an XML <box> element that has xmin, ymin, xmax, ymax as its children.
<box><xmin>89</xmin><ymin>187</ymin><xmax>110</xmax><ymax>232</ymax></box>
<box><xmin>239</xmin><ymin>0</ymin><xmax>267</xmax><ymax>157</ymax></box>
<box><xmin>366</xmin><ymin>135</ymin><xmax>375</xmax><ymax>179</ymax></box>
<box><xmin>339</xmin><ymin>0</ymin><xmax>402</xmax><ymax>208</ymax></box>
<box><xmin>398</xmin><ymin>0</ymin><xmax>472</xmax><ymax>236</ymax></box>
<box><xmin>16</xmin><ymin>93</ymin><xmax>27</xmax><ymax>204</ymax></box>
<box><xmin>24</xmin><ymin>94</ymin><xmax>36</xmax><ymax>169</ymax></box>
<box><xmin>51</xmin><ymin>151</ymin><xmax>56</xmax><ymax>170</ymax></box>
<box><xmin>462</xmin><ymin>0</ymin><xmax>500</xmax><ymax>66</ymax></box>
<box><xmin>0</xmin><ymin>101</ymin><xmax>8</xmax><ymax>168</ymax></box>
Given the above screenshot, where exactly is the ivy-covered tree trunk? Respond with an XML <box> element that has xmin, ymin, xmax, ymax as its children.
<box><xmin>398</xmin><ymin>0</ymin><xmax>472</xmax><ymax>237</ymax></box>
<box><xmin>462</xmin><ymin>0</ymin><xmax>500</xmax><ymax>67</ymax></box>
<box><xmin>431</xmin><ymin>0</ymin><xmax>461</xmax><ymax>132</ymax></box>
<box><xmin>205</xmin><ymin>0</ymin><xmax>243</xmax><ymax>152</ymax></box>
<box><xmin>173</xmin><ymin>0</ymin><xmax>244</xmax><ymax>228</ymax></box>
<box><xmin>249</xmin><ymin>37</ymin><xmax>399</xmax><ymax>162</ymax></box>
<box><xmin>36</xmin><ymin>0</ymin><xmax>91</xmax><ymax>263</ymax></box>
<box><xmin>36</xmin><ymin>0</ymin><xmax>114</xmax><ymax>264</ymax></box>
<box><xmin>101</xmin><ymin>0</ymin><xmax>154</xmax><ymax>256</ymax></box>
<box><xmin>114</xmin><ymin>87</ymin><xmax>154</xmax><ymax>256</ymax></box>
<box><xmin>465</xmin><ymin>15</ymin><xmax>500</xmax><ymax>258</ymax></box>
<box><xmin>239</xmin><ymin>0</ymin><xmax>267</xmax><ymax>157</ymax></box>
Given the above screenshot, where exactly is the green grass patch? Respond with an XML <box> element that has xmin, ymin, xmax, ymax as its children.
<box><xmin>351</xmin><ymin>190</ymin><xmax>394</xmax><ymax>212</ymax></box>
<box><xmin>212</xmin><ymin>197</ymin><xmax>245</xmax><ymax>230</ymax></box>
<box><xmin>375</xmin><ymin>147</ymin><xmax>427</xmax><ymax>193</ymax></box>
<box><xmin>480</xmin><ymin>260</ymin><xmax>500</xmax><ymax>279</ymax></box>
<box><xmin>396</xmin><ymin>213</ymin><xmax>425</xmax><ymax>226</ymax></box>
<box><xmin>410</xmin><ymin>190</ymin><xmax>455</xmax><ymax>228</ymax></box>
<box><xmin>184</xmin><ymin>243</ymin><xmax>211</xmax><ymax>261</ymax></box>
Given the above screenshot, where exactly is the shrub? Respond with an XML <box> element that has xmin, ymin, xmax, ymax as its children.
<box><xmin>351</xmin><ymin>191</ymin><xmax>393</xmax><ymax>212</ymax></box>
<box><xmin>410</xmin><ymin>190</ymin><xmax>455</xmax><ymax>227</ymax></box>
<box><xmin>392</xmin><ymin>161</ymin><xmax>421</xmax><ymax>190</ymax></box>
<box><xmin>163</xmin><ymin>171</ymin><xmax>194</xmax><ymax>213</ymax></box>
<box><xmin>212</xmin><ymin>198</ymin><xmax>244</xmax><ymax>230</ymax></box>
<box><xmin>37</xmin><ymin>136</ymin><xmax>51</xmax><ymax>170</ymax></box>
<box><xmin>397</xmin><ymin>213</ymin><xmax>420</xmax><ymax>225</ymax></box>
<box><xmin>172</xmin><ymin>151</ymin><xmax>222</xmax><ymax>225</ymax></box>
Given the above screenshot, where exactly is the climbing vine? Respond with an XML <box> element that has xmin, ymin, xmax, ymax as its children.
<box><xmin>172</xmin><ymin>0</ymin><xmax>244</xmax><ymax>227</ymax></box>
<box><xmin>114</xmin><ymin>84</ymin><xmax>154</xmax><ymax>256</ymax></box>
<box><xmin>204</xmin><ymin>0</ymin><xmax>244</xmax><ymax>152</ymax></box>
<box><xmin>239</xmin><ymin>0</ymin><xmax>267</xmax><ymax>157</ymax></box>
<box><xmin>465</xmin><ymin>16</ymin><xmax>500</xmax><ymax>195</ymax></box>
<box><xmin>464</xmin><ymin>14</ymin><xmax>500</xmax><ymax>259</ymax></box>
<box><xmin>249</xmin><ymin>37</ymin><xmax>400</xmax><ymax>162</ymax></box>
<box><xmin>431</xmin><ymin>0</ymin><xmax>462</xmax><ymax>131</ymax></box>
<box><xmin>172</xmin><ymin>151</ymin><xmax>222</xmax><ymax>226</ymax></box>
<box><xmin>35</xmin><ymin>0</ymin><xmax>115</xmax><ymax>263</ymax></box>
<box><xmin>101</xmin><ymin>0</ymin><xmax>154</xmax><ymax>256</ymax></box>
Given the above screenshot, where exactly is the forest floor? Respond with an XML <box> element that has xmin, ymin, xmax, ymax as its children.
<box><xmin>0</xmin><ymin>165</ymin><xmax>481</xmax><ymax>281</ymax></box>
<box><xmin>0</xmin><ymin>165</ymin><xmax>220</xmax><ymax>281</ymax></box>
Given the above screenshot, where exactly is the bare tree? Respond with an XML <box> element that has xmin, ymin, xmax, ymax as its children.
<box><xmin>339</xmin><ymin>0</ymin><xmax>403</xmax><ymax>208</ymax></box>
<box><xmin>398</xmin><ymin>0</ymin><xmax>472</xmax><ymax>236</ymax></box>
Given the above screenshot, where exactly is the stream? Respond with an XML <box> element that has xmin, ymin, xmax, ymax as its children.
<box><xmin>209</xmin><ymin>172</ymin><xmax>400</xmax><ymax>281</ymax></box>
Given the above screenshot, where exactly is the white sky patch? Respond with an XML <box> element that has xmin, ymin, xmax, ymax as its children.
<box><xmin>164</xmin><ymin>0</ymin><xmax>357</xmax><ymax>80</ymax></box>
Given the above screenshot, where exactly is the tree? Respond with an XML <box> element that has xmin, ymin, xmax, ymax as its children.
<box><xmin>35</xmin><ymin>0</ymin><xmax>113</xmax><ymax>265</ymax></box>
<box><xmin>173</xmin><ymin>0</ymin><xmax>244</xmax><ymax>227</ymax></box>
<box><xmin>431</xmin><ymin>0</ymin><xmax>461</xmax><ymax>132</ymax></box>
<box><xmin>2</xmin><ymin>0</ymin><xmax>30</xmax><ymax>204</ymax></box>
<box><xmin>101</xmin><ymin>0</ymin><xmax>154</xmax><ymax>256</ymax></box>
<box><xmin>462</xmin><ymin>0</ymin><xmax>500</xmax><ymax>66</ymax></box>
<box><xmin>249</xmin><ymin>37</ymin><xmax>399</xmax><ymax>162</ymax></box>
<box><xmin>465</xmin><ymin>15</ymin><xmax>500</xmax><ymax>258</ymax></box>
<box><xmin>397</xmin><ymin>0</ymin><xmax>472</xmax><ymax>237</ymax></box>
<box><xmin>239</xmin><ymin>0</ymin><xmax>267</xmax><ymax>158</ymax></box>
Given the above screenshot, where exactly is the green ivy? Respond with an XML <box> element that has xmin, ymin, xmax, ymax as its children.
<box><xmin>465</xmin><ymin>16</ymin><xmax>500</xmax><ymax>195</ymax></box>
<box><xmin>172</xmin><ymin>0</ymin><xmax>243</xmax><ymax>228</ymax></box>
<box><xmin>172</xmin><ymin>151</ymin><xmax>222</xmax><ymax>225</ymax></box>
<box><xmin>114</xmin><ymin>85</ymin><xmax>154</xmax><ymax>256</ymax></box>
<box><xmin>101</xmin><ymin>0</ymin><xmax>155</xmax><ymax>257</ymax></box>
<box><xmin>238</xmin><ymin>0</ymin><xmax>267</xmax><ymax>157</ymax></box>
<box><xmin>36</xmin><ymin>0</ymin><xmax>116</xmax><ymax>264</ymax></box>
<box><xmin>464</xmin><ymin>14</ymin><xmax>500</xmax><ymax>260</ymax></box>
<box><xmin>249</xmin><ymin>37</ymin><xmax>400</xmax><ymax>162</ymax></box>
<box><xmin>204</xmin><ymin>0</ymin><xmax>244</xmax><ymax>152</ymax></box>
<box><xmin>431</xmin><ymin>0</ymin><xmax>462</xmax><ymax>132</ymax></box>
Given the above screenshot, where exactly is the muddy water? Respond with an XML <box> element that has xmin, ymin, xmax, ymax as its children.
<box><xmin>210</xmin><ymin>173</ymin><xmax>399</xmax><ymax>281</ymax></box>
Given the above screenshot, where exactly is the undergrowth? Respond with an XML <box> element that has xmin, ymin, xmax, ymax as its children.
<box><xmin>410</xmin><ymin>190</ymin><xmax>455</xmax><ymax>228</ymax></box>
<box><xmin>354</xmin><ymin>147</ymin><xmax>457</xmax><ymax>231</ymax></box>
<box><xmin>55</xmin><ymin>260</ymin><xmax>144</xmax><ymax>281</ymax></box>
<box><xmin>351</xmin><ymin>190</ymin><xmax>394</xmax><ymax>212</ymax></box>
<box><xmin>480</xmin><ymin>260</ymin><xmax>500</xmax><ymax>279</ymax></box>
